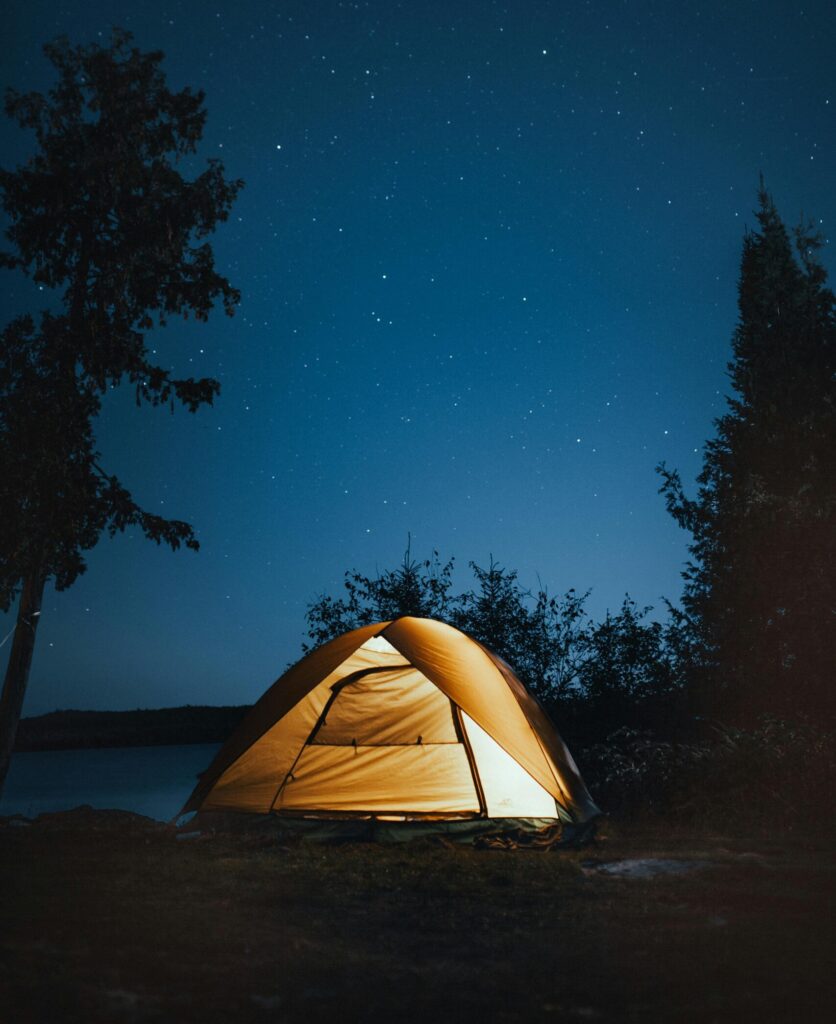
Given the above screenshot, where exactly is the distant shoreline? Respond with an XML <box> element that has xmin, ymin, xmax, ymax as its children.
<box><xmin>13</xmin><ymin>705</ymin><xmax>252</xmax><ymax>752</ymax></box>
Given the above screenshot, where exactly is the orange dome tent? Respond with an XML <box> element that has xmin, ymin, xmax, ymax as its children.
<box><xmin>181</xmin><ymin>617</ymin><xmax>599</xmax><ymax>832</ymax></box>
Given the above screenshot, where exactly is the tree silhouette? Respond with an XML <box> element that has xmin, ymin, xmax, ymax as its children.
<box><xmin>658</xmin><ymin>185</ymin><xmax>836</xmax><ymax>722</ymax></box>
<box><xmin>303</xmin><ymin>540</ymin><xmax>457</xmax><ymax>651</ymax></box>
<box><xmin>0</xmin><ymin>30</ymin><xmax>242</xmax><ymax>792</ymax></box>
<box><xmin>575</xmin><ymin>597</ymin><xmax>684</xmax><ymax>737</ymax></box>
<box><xmin>304</xmin><ymin>546</ymin><xmax>688</xmax><ymax>734</ymax></box>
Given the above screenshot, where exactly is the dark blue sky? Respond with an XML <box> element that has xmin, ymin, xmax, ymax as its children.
<box><xmin>4</xmin><ymin>0</ymin><xmax>834</xmax><ymax>714</ymax></box>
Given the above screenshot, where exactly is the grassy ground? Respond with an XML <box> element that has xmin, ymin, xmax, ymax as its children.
<box><xmin>1</xmin><ymin>809</ymin><xmax>834</xmax><ymax>1023</ymax></box>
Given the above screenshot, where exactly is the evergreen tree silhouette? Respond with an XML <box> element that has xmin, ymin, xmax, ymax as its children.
<box><xmin>658</xmin><ymin>184</ymin><xmax>836</xmax><ymax>722</ymax></box>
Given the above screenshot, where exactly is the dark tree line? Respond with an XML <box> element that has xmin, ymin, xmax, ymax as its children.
<box><xmin>305</xmin><ymin>546</ymin><xmax>693</xmax><ymax>744</ymax></box>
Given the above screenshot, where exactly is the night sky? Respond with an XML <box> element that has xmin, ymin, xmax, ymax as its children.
<box><xmin>3</xmin><ymin>1</ymin><xmax>834</xmax><ymax>715</ymax></box>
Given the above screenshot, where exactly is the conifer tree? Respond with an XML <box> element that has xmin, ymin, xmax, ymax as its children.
<box><xmin>658</xmin><ymin>186</ymin><xmax>836</xmax><ymax>721</ymax></box>
<box><xmin>0</xmin><ymin>30</ymin><xmax>242</xmax><ymax>792</ymax></box>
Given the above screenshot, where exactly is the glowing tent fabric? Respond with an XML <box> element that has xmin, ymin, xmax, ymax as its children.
<box><xmin>181</xmin><ymin>617</ymin><xmax>600</xmax><ymax>824</ymax></box>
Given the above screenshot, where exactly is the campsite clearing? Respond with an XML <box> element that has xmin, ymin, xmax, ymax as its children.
<box><xmin>1</xmin><ymin>810</ymin><xmax>833</xmax><ymax>1023</ymax></box>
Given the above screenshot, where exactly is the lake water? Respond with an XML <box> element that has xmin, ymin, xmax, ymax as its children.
<box><xmin>0</xmin><ymin>743</ymin><xmax>221</xmax><ymax>822</ymax></box>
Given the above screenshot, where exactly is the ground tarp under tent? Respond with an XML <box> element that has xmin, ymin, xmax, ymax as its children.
<box><xmin>180</xmin><ymin>617</ymin><xmax>600</xmax><ymax>838</ymax></box>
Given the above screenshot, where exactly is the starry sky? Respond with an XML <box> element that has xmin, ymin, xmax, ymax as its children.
<box><xmin>3</xmin><ymin>0</ymin><xmax>834</xmax><ymax>715</ymax></box>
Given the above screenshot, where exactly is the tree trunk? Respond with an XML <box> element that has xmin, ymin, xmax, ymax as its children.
<box><xmin>0</xmin><ymin>570</ymin><xmax>46</xmax><ymax>798</ymax></box>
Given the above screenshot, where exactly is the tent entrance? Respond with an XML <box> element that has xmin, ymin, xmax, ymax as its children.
<box><xmin>269</xmin><ymin>660</ymin><xmax>559</xmax><ymax>820</ymax></box>
<box><xmin>273</xmin><ymin>664</ymin><xmax>483</xmax><ymax>816</ymax></box>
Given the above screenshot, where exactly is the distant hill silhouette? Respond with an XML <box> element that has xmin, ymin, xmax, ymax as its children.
<box><xmin>14</xmin><ymin>705</ymin><xmax>251</xmax><ymax>751</ymax></box>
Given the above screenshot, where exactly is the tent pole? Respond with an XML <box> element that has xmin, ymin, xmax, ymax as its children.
<box><xmin>454</xmin><ymin>704</ymin><xmax>487</xmax><ymax>818</ymax></box>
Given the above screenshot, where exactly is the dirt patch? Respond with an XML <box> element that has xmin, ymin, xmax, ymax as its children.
<box><xmin>1</xmin><ymin>811</ymin><xmax>834</xmax><ymax>1022</ymax></box>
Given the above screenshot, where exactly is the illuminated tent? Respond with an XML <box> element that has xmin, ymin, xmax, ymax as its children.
<box><xmin>181</xmin><ymin>617</ymin><xmax>599</xmax><ymax>828</ymax></box>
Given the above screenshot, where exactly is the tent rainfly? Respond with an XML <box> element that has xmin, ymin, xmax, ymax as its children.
<box><xmin>181</xmin><ymin>617</ymin><xmax>600</xmax><ymax>828</ymax></box>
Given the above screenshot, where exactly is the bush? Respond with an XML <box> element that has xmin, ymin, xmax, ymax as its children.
<box><xmin>580</xmin><ymin>715</ymin><xmax>836</xmax><ymax>831</ymax></box>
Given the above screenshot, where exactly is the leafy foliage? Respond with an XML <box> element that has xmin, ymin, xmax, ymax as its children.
<box><xmin>0</xmin><ymin>29</ymin><xmax>242</xmax><ymax>608</ymax></box>
<box><xmin>303</xmin><ymin>543</ymin><xmax>458</xmax><ymax>649</ymax></box>
<box><xmin>305</xmin><ymin>544</ymin><xmax>692</xmax><ymax>726</ymax></box>
<box><xmin>574</xmin><ymin>597</ymin><xmax>688</xmax><ymax>733</ymax></box>
<box><xmin>581</xmin><ymin>716</ymin><xmax>836</xmax><ymax>828</ymax></box>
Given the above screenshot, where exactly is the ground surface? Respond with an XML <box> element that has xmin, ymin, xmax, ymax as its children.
<box><xmin>1</xmin><ymin>809</ymin><xmax>834</xmax><ymax>1023</ymax></box>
